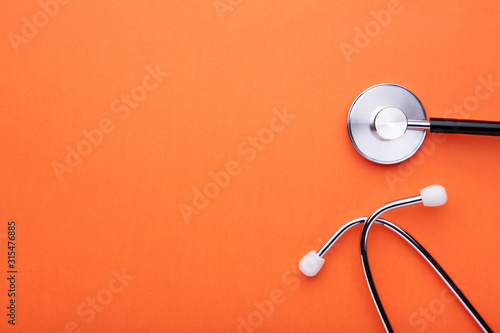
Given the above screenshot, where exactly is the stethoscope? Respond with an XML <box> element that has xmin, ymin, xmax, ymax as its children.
<box><xmin>347</xmin><ymin>83</ymin><xmax>500</xmax><ymax>164</ymax></box>
<box><xmin>299</xmin><ymin>185</ymin><xmax>492</xmax><ymax>333</ymax></box>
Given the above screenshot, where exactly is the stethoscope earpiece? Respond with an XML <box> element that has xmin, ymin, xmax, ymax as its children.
<box><xmin>347</xmin><ymin>84</ymin><xmax>500</xmax><ymax>164</ymax></box>
<box><xmin>420</xmin><ymin>184</ymin><xmax>447</xmax><ymax>206</ymax></box>
<box><xmin>299</xmin><ymin>251</ymin><xmax>324</xmax><ymax>277</ymax></box>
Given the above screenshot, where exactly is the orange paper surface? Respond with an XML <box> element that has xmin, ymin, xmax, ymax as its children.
<box><xmin>1</xmin><ymin>0</ymin><xmax>499</xmax><ymax>332</ymax></box>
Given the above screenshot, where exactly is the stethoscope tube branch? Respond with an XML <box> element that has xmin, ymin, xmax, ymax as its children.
<box><xmin>317</xmin><ymin>216</ymin><xmax>492</xmax><ymax>333</ymax></box>
<box><xmin>360</xmin><ymin>195</ymin><xmax>423</xmax><ymax>333</ymax></box>
<box><xmin>377</xmin><ymin>219</ymin><xmax>493</xmax><ymax>333</ymax></box>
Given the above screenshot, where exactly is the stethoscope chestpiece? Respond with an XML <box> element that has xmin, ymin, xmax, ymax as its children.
<box><xmin>347</xmin><ymin>84</ymin><xmax>427</xmax><ymax>164</ymax></box>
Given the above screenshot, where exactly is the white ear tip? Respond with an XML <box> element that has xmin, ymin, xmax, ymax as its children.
<box><xmin>421</xmin><ymin>185</ymin><xmax>447</xmax><ymax>207</ymax></box>
<box><xmin>299</xmin><ymin>251</ymin><xmax>325</xmax><ymax>277</ymax></box>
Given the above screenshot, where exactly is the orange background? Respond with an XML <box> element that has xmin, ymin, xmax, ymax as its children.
<box><xmin>1</xmin><ymin>0</ymin><xmax>500</xmax><ymax>332</ymax></box>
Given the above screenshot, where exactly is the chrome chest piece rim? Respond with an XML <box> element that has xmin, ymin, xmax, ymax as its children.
<box><xmin>347</xmin><ymin>84</ymin><xmax>427</xmax><ymax>164</ymax></box>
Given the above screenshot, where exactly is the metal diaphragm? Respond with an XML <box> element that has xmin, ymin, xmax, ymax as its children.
<box><xmin>347</xmin><ymin>84</ymin><xmax>427</xmax><ymax>164</ymax></box>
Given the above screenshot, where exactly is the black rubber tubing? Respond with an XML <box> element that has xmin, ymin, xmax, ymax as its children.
<box><xmin>430</xmin><ymin>118</ymin><xmax>500</xmax><ymax>136</ymax></box>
